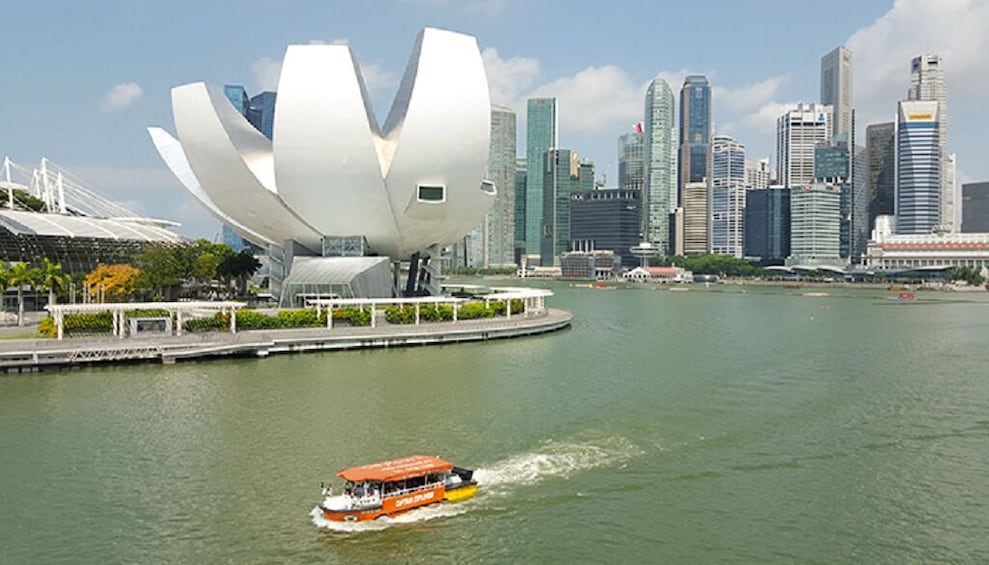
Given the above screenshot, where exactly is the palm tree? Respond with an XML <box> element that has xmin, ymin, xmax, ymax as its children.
<box><xmin>0</xmin><ymin>264</ymin><xmax>8</xmax><ymax>322</ymax></box>
<box><xmin>7</xmin><ymin>262</ymin><xmax>40</xmax><ymax>327</ymax></box>
<box><xmin>38</xmin><ymin>258</ymin><xmax>68</xmax><ymax>308</ymax></box>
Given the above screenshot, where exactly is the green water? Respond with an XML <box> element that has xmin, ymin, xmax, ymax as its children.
<box><xmin>2</xmin><ymin>284</ymin><xmax>988</xmax><ymax>563</ymax></box>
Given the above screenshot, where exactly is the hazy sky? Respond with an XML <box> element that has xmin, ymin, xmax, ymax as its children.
<box><xmin>2</xmin><ymin>0</ymin><xmax>987</xmax><ymax>240</ymax></box>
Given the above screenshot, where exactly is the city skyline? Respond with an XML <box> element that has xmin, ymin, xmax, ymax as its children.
<box><xmin>2</xmin><ymin>1</ymin><xmax>988</xmax><ymax>240</ymax></box>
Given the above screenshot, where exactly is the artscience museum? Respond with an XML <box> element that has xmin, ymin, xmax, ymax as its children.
<box><xmin>149</xmin><ymin>27</ymin><xmax>494</xmax><ymax>305</ymax></box>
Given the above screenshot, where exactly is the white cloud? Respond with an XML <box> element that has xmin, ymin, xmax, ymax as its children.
<box><xmin>101</xmin><ymin>82</ymin><xmax>143</xmax><ymax>111</ymax></box>
<box><xmin>713</xmin><ymin>75</ymin><xmax>790</xmax><ymax>113</ymax></box>
<box><xmin>482</xmin><ymin>47</ymin><xmax>540</xmax><ymax>105</ymax></box>
<box><xmin>399</xmin><ymin>0</ymin><xmax>507</xmax><ymax>17</ymax></box>
<box><xmin>252</xmin><ymin>57</ymin><xmax>282</xmax><ymax>92</ymax></box>
<box><xmin>359</xmin><ymin>63</ymin><xmax>399</xmax><ymax>93</ymax></box>
<box><xmin>527</xmin><ymin>65</ymin><xmax>644</xmax><ymax>134</ymax></box>
<box><xmin>252</xmin><ymin>54</ymin><xmax>396</xmax><ymax>94</ymax></box>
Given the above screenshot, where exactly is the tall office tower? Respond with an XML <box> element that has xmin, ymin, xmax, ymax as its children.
<box><xmin>852</xmin><ymin>144</ymin><xmax>869</xmax><ymax>261</ymax></box>
<box><xmin>513</xmin><ymin>158</ymin><xmax>527</xmax><ymax>264</ymax></box>
<box><xmin>814</xmin><ymin>141</ymin><xmax>851</xmax><ymax>259</ymax></box>
<box><xmin>908</xmin><ymin>54</ymin><xmax>951</xmax><ymax>230</ymax></box>
<box><xmin>776</xmin><ymin>103</ymin><xmax>832</xmax><ymax>187</ymax></box>
<box><xmin>961</xmin><ymin>182</ymin><xmax>989</xmax><ymax>232</ymax></box>
<box><xmin>744</xmin><ymin>186</ymin><xmax>791</xmax><ymax>262</ymax></box>
<box><xmin>248</xmin><ymin>92</ymin><xmax>277</xmax><ymax>140</ymax></box>
<box><xmin>947</xmin><ymin>153</ymin><xmax>958</xmax><ymax>229</ymax></box>
<box><xmin>541</xmin><ymin>149</ymin><xmax>592</xmax><ymax>265</ymax></box>
<box><xmin>820</xmin><ymin>47</ymin><xmax>853</xmax><ymax>140</ymax></box>
<box><xmin>484</xmin><ymin>105</ymin><xmax>517</xmax><ymax>267</ymax></box>
<box><xmin>525</xmin><ymin>98</ymin><xmax>558</xmax><ymax>257</ymax></box>
<box><xmin>618</xmin><ymin>128</ymin><xmax>645</xmax><ymax>191</ymax></box>
<box><xmin>682</xmin><ymin>181</ymin><xmax>709</xmax><ymax>254</ymax></box>
<box><xmin>745</xmin><ymin>158</ymin><xmax>771</xmax><ymax>189</ymax></box>
<box><xmin>711</xmin><ymin>135</ymin><xmax>746</xmax><ymax>257</ymax></box>
<box><xmin>570</xmin><ymin>189</ymin><xmax>641</xmax><ymax>267</ymax></box>
<box><xmin>224</xmin><ymin>85</ymin><xmax>250</xmax><ymax>116</ymax></box>
<box><xmin>866</xmin><ymin>122</ymin><xmax>896</xmax><ymax>237</ymax></box>
<box><xmin>789</xmin><ymin>183</ymin><xmax>842</xmax><ymax>265</ymax></box>
<box><xmin>895</xmin><ymin>100</ymin><xmax>941</xmax><ymax>234</ymax></box>
<box><xmin>679</xmin><ymin>76</ymin><xmax>712</xmax><ymax>194</ymax></box>
<box><xmin>643</xmin><ymin>78</ymin><xmax>676</xmax><ymax>252</ymax></box>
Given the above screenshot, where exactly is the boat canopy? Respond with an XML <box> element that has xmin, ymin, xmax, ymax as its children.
<box><xmin>336</xmin><ymin>455</ymin><xmax>454</xmax><ymax>482</ymax></box>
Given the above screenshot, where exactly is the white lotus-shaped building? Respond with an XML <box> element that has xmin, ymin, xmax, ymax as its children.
<box><xmin>149</xmin><ymin>27</ymin><xmax>493</xmax><ymax>265</ymax></box>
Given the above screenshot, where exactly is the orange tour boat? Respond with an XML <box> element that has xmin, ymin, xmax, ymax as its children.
<box><xmin>318</xmin><ymin>455</ymin><xmax>478</xmax><ymax>522</ymax></box>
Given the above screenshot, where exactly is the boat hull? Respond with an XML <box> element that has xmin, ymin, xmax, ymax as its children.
<box><xmin>321</xmin><ymin>483</ymin><xmax>474</xmax><ymax>522</ymax></box>
<box><xmin>443</xmin><ymin>482</ymin><xmax>477</xmax><ymax>502</ymax></box>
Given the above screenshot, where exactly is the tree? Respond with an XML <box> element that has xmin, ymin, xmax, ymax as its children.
<box><xmin>84</xmin><ymin>264</ymin><xmax>142</xmax><ymax>303</ymax></box>
<box><xmin>218</xmin><ymin>250</ymin><xmax>261</xmax><ymax>296</ymax></box>
<box><xmin>37</xmin><ymin>258</ymin><xmax>69</xmax><ymax>308</ymax></box>
<box><xmin>7</xmin><ymin>262</ymin><xmax>41</xmax><ymax>326</ymax></box>
<box><xmin>134</xmin><ymin>245</ymin><xmax>185</xmax><ymax>300</ymax></box>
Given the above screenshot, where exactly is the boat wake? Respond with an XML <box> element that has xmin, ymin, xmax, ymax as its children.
<box><xmin>310</xmin><ymin>435</ymin><xmax>642</xmax><ymax>532</ymax></box>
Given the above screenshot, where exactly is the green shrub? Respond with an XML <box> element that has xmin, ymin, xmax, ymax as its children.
<box><xmin>457</xmin><ymin>301</ymin><xmax>494</xmax><ymax>320</ymax></box>
<box><xmin>339</xmin><ymin>307</ymin><xmax>371</xmax><ymax>326</ymax></box>
<box><xmin>184</xmin><ymin>313</ymin><xmax>225</xmax><ymax>332</ymax></box>
<box><xmin>510</xmin><ymin>299</ymin><xmax>524</xmax><ymax>315</ymax></box>
<box><xmin>420</xmin><ymin>303</ymin><xmax>455</xmax><ymax>322</ymax></box>
<box><xmin>38</xmin><ymin>317</ymin><xmax>57</xmax><ymax>338</ymax></box>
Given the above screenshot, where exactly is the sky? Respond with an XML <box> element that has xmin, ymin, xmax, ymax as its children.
<box><xmin>2</xmin><ymin>0</ymin><xmax>988</xmax><ymax>240</ymax></box>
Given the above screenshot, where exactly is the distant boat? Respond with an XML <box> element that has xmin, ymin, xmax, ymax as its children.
<box><xmin>802</xmin><ymin>292</ymin><xmax>829</xmax><ymax>297</ymax></box>
<box><xmin>887</xmin><ymin>292</ymin><xmax>915</xmax><ymax>302</ymax></box>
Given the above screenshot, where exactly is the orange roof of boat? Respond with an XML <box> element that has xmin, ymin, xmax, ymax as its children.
<box><xmin>336</xmin><ymin>455</ymin><xmax>454</xmax><ymax>482</ymax></box>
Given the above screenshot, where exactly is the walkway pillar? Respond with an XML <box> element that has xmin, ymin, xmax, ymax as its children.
<box><xmin>415</xmin><ymin>303</ymin><xmax>420</xmax><ymax>325</ymax></box>
<box><xmin>370</xmin><ymin>304</ymin><xmax>376</xmax><ymax>328</ymax></box>
<box><xmin>176</xmin><ymin>310</ymin><xmax>183</xmax><ymax>337</ymax></box>
<box><xmin>56</xmin><ymin>312</ymin><xmax>63</xmax><ymax>340</ymax></box>
<box><xmin>231</xmin><ymin>308</ymin><xmax>237</xmax><ymax>334</ymax></box>
<box><xmin>327</xmin><ymin>305</ymin><xmax>333</xmax><ymax>329</ymax></box>
<box><xmin>506</xmin><ymin>298</ymin><xmax>511</xmax><ymax>320</ymax></box>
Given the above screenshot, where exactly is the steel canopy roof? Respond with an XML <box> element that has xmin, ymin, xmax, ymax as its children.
<box><xmin>336</xmin><ymin>455</ymin><xmax>453</xmax><ymax>482</ymax></box>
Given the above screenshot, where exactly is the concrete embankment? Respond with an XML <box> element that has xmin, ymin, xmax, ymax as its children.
<box><xmin>0</xmin><ymin>309</ymin><xmax>572</xmax><ymax>373</ymax></box>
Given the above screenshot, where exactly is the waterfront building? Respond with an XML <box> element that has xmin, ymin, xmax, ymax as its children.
<box><xmin>248</xmin><ymin>91</ymin><xmax>277</xmax><ymax>140</ymax></box>
<box><xmin>514</xmin><ymin>158</ymin><xmax>527</xmax><ymax>264</ymax></box>
<box><xmin>745</xmin><ymin>158</ymin><xmax>771</xmax><ymax>189</ymax></box>
<box><xmin>895</xmin><ymin>100</ymin><xmax>941</xmax><ymax>234</ymax></box>
<box><xmin>525</xmin><ymin>97</ymin><xmax>558</xmax><ymax>256</ymax></box>
<box><xmin>961</xmin><ymin>182</ymin><xmax>989</xmax><ymax>233</ymax></box>
<box><xmin>224</xmin><ymin>85</ymin><xmax>250</xmax><ymax>116</ymax></box>
<box><xmin>865</xmin><ymin>217</ymin><xmax>989</xmax><ymax>270</ymax></box>
<box><xmin>560</xmin><ymin>249</ymin><xmax>615</xmax><ymax>280</ymax></box>
<box><xmin>679</xmin><ymin>75</ymin><xmax>712</xmax><ymax>196</ymax></box>
<box><xmin>820</xmin><ymin>46</ymin><xmax>853</xmax><ymax>140</ymax></box>
<box><xmin>618</xmin><ymin>129</ymin><xmax>645</xmax><ymax>191</ymax></box>
<box><xmin>643</xmin><ymin>78</ymin><xmax>676</xmax><ymax>253</ymax></box>
<box><xmin>908</xmin><ymin>54</ymin><xmax>952</xmax><ymax>231</ymax></box>
<box><xmin>788</xmin><ymin>183</ymin><xmax>842</xmax><ymax>266</ymax></box>
<box><xmin>744</xmin><ymin>186</ymin><xmax>791</xmax><ymax>263</ymax></box>
<box><xmin>682</xmin><ymin>181</ymin><xmax>709</xmax><ymax>254</ymax></box>
<box><xmin>569</xmin><ymin>188</ymin><xmax>641</xmax><ymax>268</ymax></box>
<box><xmin>711</xmin><ymin>135</ymin><xmax>746</xmax><ymax>257</ymax></box>
<box><xmin>814</xmin><ymin>141</ymin><xmax>852</xmax><ymax>259</ymax></box>
<box><xmin>866</xmin><ymin>122</ymin><xmax>896</xmax><ymax>236</ymax></box>
<box><xmin>486</xmin><ymin>105</ymin><xmax>517</xmax><ymax>267</ymax></box>
<box><xmin>541</xmin><ymin>149</ymin><xmax>593</xmax><ymax>265</ymax></box>
<box><xmin>777</xmin><ymin>103</ymin><xmax>832</xmax><ymax>187</ymax></box>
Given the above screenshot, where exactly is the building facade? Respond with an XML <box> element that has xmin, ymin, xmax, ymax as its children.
<box><xmin>248</xmin><ymin>91</ymin><xmax>276</xmax><ymax>140</ymax></box>
<box><xmin>744</xmin><ymin>186</ymin><xmax>791</xmax><ymax>263</ymax></box>
<box><xmin>961</xmin><ymin>181</ymin><xmax>989</xmax><ymax>233</ymax></box>
<box><xmin>514</xmin><ymin>158</ymin><xmax>527</xmax><ymax>263</ymax></box>
<box><xmin>820</xmin><ymin>46</ymin><xmax>853</xmax><ymax>140</ymax></box>
<box><xmin>745</xmin><ymin>158</ymin><xmax>771</xmax><ymax>189</ymax></box>
<box><xmin>788</xmin><ymin>183</ymin><xmax>842</xmax><ymax>266</ymax></box>
<box><xmin>777</xmin><ymin>103</ymin><xmax>832</xmax><ymax>187</ymax></box>
<box><xmin>679</xmin><ymin>76</ymin><xmax>712</xmax><ymax>197</ymax></box>
<box><xmin>525</xmin><ymin>97</ymin><xmax>558</xmax><ymax>256</ymax></box>
<box><xmin>541</xmin><ymin>149</ymin><xmax>593</xmax><ymax>265</ymax></box>
<box><xmin>643</xmin><ymin>78</ymin><xmax>676</xmax><ymax>253</ymax></box>
<box><xmin>618</xmin><ymin>129</ymin><xmax>644</xmax><ymax>192</ymax></box>
<box><xmin>895</xmin><ymin>100</ymin><xmax>941</xmax><ymax>234</ymax></box>
<box><xmin>682</xmin><ymin>181</ymin><xmax>709</xmax><ymax>254</ymax></box>
<box><xmin>485</xmin><ymin>105</ymin><xmax>517</xmax><ymax>266</ymax></box>
<box><xmin>569</xmin><ymin>189</ymin><xmax>641</xmax><ymax>268</ymax></box>
<box><xmin>866</xmin><ymin>221</ymin><xmax>989</xmax><ymax>270</ymax></box>
<box><xmin>711</xmin><ymin>135</ymin><xmax>746</xmax><ymax>257</ymax></box>
<box><xmin>866</xmin><ymin>122</ymin><xmax>896</xmax><ymax>236</ymax></box>
<box><xmin>908</xmin><ymin>54</ymin><xmax>952</xmax><ymax>230</ymax></box>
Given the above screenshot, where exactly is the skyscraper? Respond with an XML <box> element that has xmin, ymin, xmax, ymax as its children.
<box><xmin>679</xmin><ymin>75</ymin><xmax>712</xmax><ymax>191</ymax></box>
<box><xmin>820</xmin><ymin>47</ymin><xmax>853</xmax><ymax>139</ymax></box>
<box><xmin>224</xmin><ymin>85</ymin><xmax>250</xmax><ymax>116</ymax></box>
<box><xmin>711</xmin><ymin>135</ymin><xmax>746</xmax><ymax>257</ymax></box>
<box><xmin>744</xmin><ymin>186</ymin><xmax>791</xmax><ymax>262</ymax></box>
<box><xmin>486</xmin><ymin>105</ymin><xmax>517</xmax><ymax>266</ymax></box>
<box><xmin>525</xmin><ymin>98</ymin><xmax>558</xmax><ymax>256</ymax></box>
<box><xmin>540</xmin><ymin>149</ymin><xmax>592</xmax><ymax>265</ymax></box>
<box><xmin>961</xmin><ymin>182</ymin><xmax>989</xmax><ymax>233</ymax></box>
<box><xmin>514</xmin><ymin>158</ymin><xmax>527</xmax><ymax>264</ymax></box>
<box><xmin>908</xmin><ymin>54</ymin><xmax>951</xmax><ymax>230</ymax></box>
<box><xmin>643</xmin><ymin>78</ymin><xmax>676</xmax><ymax>252</ymax></box>
<box><xmin>814</xmin><ymin>141</ymin><xmax>851</xmax><ymax>259</ymax></box>
<box><xmin>682</xmin><ymin>181</ymin><xmax>709</xmax><ymax>254</ymax></box>
<box><xmin>777</xmin><ymin>103</ymin><xmax>832</xmax><ymax>187</ymax></box>
<box><xmin>895</xmin><ymin>100</ymin><xmax>941</xmax><ymax>234</ymax></box>
<box><xmin>569</xmin><ymin>189</ymin><xmax>641</xmax><ymax>267</ymax></box>
<box><xmin>248</xmin><ymin>91</ymin><xmax>277</xmax><ymax>140</ymax></box>
<box><xmin>618</xmin><ymin>129</ymin><xmax>644</xmax><ymax>192</ymax></box>
<box><xmin>866</xmin><ymin>122</ymin><xmax>896</xmax><ymax>236</ymax></box>
<box><xmin>789</xmin><ymin>183</ymin><xmax>842</xmax><ymax>266</ymax></box>
<box><xmin>745</xmin><ymin>158</ymin><xmax>772</xmax><ymax>189</ymax></box>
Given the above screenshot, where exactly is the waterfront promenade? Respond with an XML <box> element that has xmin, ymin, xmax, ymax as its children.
<box><xmin>0</xmin><ymin>308</ymin><xmax>572</xmax><ymax>373</ymax></box>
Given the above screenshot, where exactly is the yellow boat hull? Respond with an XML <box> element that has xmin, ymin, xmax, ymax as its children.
<box><xmin>444</xmin><ymin>483</ymin><xmax>477</xmax><ymax>502</ymax></box>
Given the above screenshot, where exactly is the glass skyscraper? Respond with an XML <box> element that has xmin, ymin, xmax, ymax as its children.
<box><xmin>224</xmin><ymin>85</ymin><xmax>250</xmax><ymax>116</ymax></box>
<box><xmin>745</xmin><ymin>187</ymin><xmax>791</xmax><ymax>263</ymax></box>
<box><xmin>711</xmin><ymin>135</ymin><xmax>746</xmax><ymax>257</ymax></box>
<box><xmin>679</xmin><ymin>75</ymin><xmax>712</xmax><ymax>191</ymax></box>
<box><xmin>486</xmin><ymin>105</ymin><xmax>517</xmax><ymax>267</ymax></box>
<box><xmin>514</xmin><ymin>158</ymin><xmax>527</xmax><ymax>264</ymax></box>
<box><xmin>895</xmin><ymin>100</ymin><xmax>941</xmax><ymax>234</ymax></box>
<box><xmin>643</xmin><ymin>79</ymin><xmax>676</xmax><ymax>252</ymax></box>
<box><xmin>525</xmin><ymin>98</ymin><xmax>558</xmax><ymax>256</ymax></box>
<box><xmin>908</xmin><ymin>54</ymin><xmax>952</xmax><ymax>230</ymax></box>
<box><xmin>820</xmin><ymin>47</ymin><xmax>853</xmax><ymax>140</ymax></box>
<box><xmin>249</xmin><ymin>92</ymin><xmax>277</xmax><ymax>140</ymax></box>
<box><xmin>540</xmin><ymin>149</ymin><xmax>592</xmax><ymax>265</ymax></box>
<box><xmin>618</xmin><ymin>130</ymin><xmax>644</xmax><ymax>192</ymax></box>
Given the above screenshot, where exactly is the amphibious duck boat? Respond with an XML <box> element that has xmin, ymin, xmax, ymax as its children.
<box><xmin>318</xmin><ymin>455</ymin><xmax>478</xmax><ymax>522</ymax></box>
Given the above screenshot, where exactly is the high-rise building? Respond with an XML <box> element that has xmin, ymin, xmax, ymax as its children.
<box><xmin>961</xmin><ymin>182</ymin><xmax>989</xmax><ymax>233</ymax></box>
<box><xmin>744</xmin><ymin>186</ymin><xmax>790</xmax><ymax>263</ymax></box>
<box><xmin>682</xmin><ymin>181</ymin><xmax>709</xmax><ymax>254</ymax></box>
<box><xmin>485</xmin><ymin>105</ymin><xmax>517</xmax><ymax>266</ymax></box>
<box><xmin>895</xmin><ymin>100</ymin><xmax>941</xmax><ymax>234</ymax></box>
<box><xmin>514</xmin><ymin>158</ymin><xmax>527</xmax><ymax>264</ymax></box>
<box><xmin>224</xmin><ymin>85</ymin><xmax>250</xmax><ymax>116</ymax></box>
<box><xmin>541</xmin><ymin>149</ymin><xmax>592</xmax><ymax>265</ymax></box>
<box><xmin>814</xmin><ymin>141</ymin><xmax>852</xmax><ymax>259</ymax></box>
<box><xmin>248</xmin><ymin>91</ymin><xmax>277</xmax><ymax>140</ymax></box>
<box><xmin>618</xmin><ymin>129</ymin><xmax>644</xmax><ymax>192</ymax></box>
<box><xmin>820</xmin><ymin>47</ymin><xmax>853</xmax><ymax>139</ymax></box>
<box><xmin>643</xmin><ymin>78</ymin><xmax>676</xmax><ymax>252</ymax></box>
<box><xmin>908</xmin><ymin>54</ymin><xmax>952</xmax><ymax>230</ymax></box>
<box><xmin>866</xmin><ymin>122</ymin><xmax>896</xmax><ymax>236</ymax></box>
<box><xmin>569</xmin><ymin>189</ymin><xmax>641</xmax><ymax>267</ymax></box>
<box><xmin>745</xmin><ymin>158</ymin><xmax>771</xmax><ymax>189</ymax></box>
<box><xmin>525</xmin><ymin>98</ymin><xmax>558</xmax><ymax>256</ymax></box>
<box><xmin>679</xmin><ymin>75</ymin><xmax>712</xmax><ymax>193</ymax></box>
<box><xmin>788</xmin><ymin>183</ymin><xmax>842</xmax><ymax>266</ymax></box>
<box><xmin>777</xmin><ymin>103</ymin><xmax>832</xmax><ymax>187</ymax></box>
<box><xmin>711</xmin><ymin>135</ymin><xmax>746</xmax><ymax>257</ymax></box>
